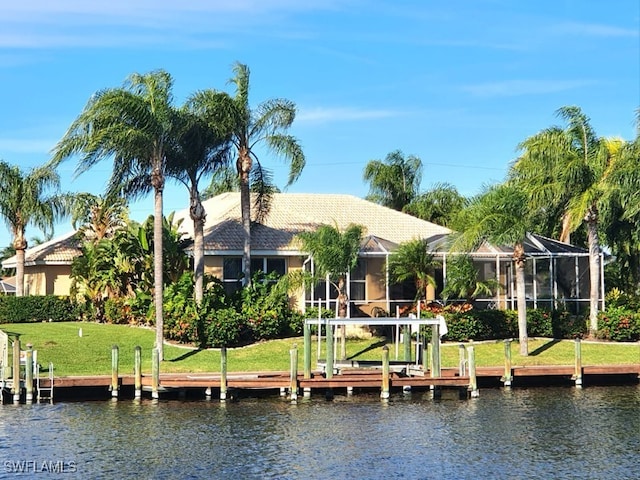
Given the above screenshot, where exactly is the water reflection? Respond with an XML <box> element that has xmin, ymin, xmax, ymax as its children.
<box><xmin>0</xmin><ymin>386</ymin><xmax>638</xmax><ymax>479</ymax></box>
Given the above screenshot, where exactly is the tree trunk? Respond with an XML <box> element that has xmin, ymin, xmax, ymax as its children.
<box><xmin>15</xmin><ymin>247</ymin><xmax>25</xmax><ymax>297</ymax></box>
<box><xmin>585</xmin><ymin>207</ymin><xmax>601</xmax><ymax>335</ymax></box>
<box><xmin>13</xmin><ymin>234</ymin><xmax>27</xmax><ymax>297</ymax></box>
<box><xmin>153</xmin><ymin>178</ymin><xmax>165</xmax><ymax>361</ymax></box>
<box><xmin>190</xmin><ymin>184</ymin><xmax>206</xmax><ymax>306</ymax></box>
<box><xmin>514</xmin><ymin>243</ymin><xmax>528</xmax><ymax>356</ymax></box>
<box><xmin>238</xmin><ymin>147</ymin><xmax>252</xmax><ymax>286</ymax></box>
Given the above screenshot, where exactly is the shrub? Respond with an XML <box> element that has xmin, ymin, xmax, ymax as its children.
<box><xmin>104</xmin><ymin>297</ymin><xmax>135</xmax><ymax>325</ymax></box>
<box><xmin>0</xmin><ymin>295</ymin><xmax>78</xmax><ymax>323</ymax></box>
<box><xmin>597</xmin><ymin>306</ymin><xmax>640</xmax><ymax>342</ymax></box>
<box><xmin>205</xmin><ymin>308</ymin><xmax>247</xmax><ymax>347</ymax></box>
<box><xmin>552</xmin><ymin>310</ymin><xmax>587</xmax><ymax>339</ymax></box>
<box><xmin>526</xmin><ymin>309</ymin><xmax>553</xmax><ymax>337</ymax></box>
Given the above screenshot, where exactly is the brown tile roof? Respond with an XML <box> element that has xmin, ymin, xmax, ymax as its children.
<box><xmin>175</xmin><ymin>193</ymin><xmax>451</xmax><ymax>253</ymax></box>
<box><xmin>1</xmin><ymin>231</ymin><xmax>82</xmax><ymax>268</ymax></box>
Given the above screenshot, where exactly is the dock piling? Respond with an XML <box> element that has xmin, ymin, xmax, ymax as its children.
<box><xmin>502</xmin><ymin>339</ymin><xmax>513</xmax><ymax>387</ymax></box>
<box><xmin>468</xmin><ymin>345</ymin><xmax>479</xmax><ymax>398</ymax></box>
<box><xmin>458</xmin><ymin>344</ymin><xmax>466</xmax><ymax>377</ymax></box>
<box><xmin>220</xmin><ymin>346</ymin><xmax>228</xmax><ymax>401</ymax></box>
<box><xmin>134</xmin><ymin>346</ymin><xmax>142</xmax><ymax>398</ymax></box>
<box><xmin>430</xmin><ymin>324</ymin><xmax>441</xmax><ymax>378</ymax></box>
<box><xmin>290</xmin><ymin>344</ymin><xmax>298</xmax><ymax>402</ymax></box>
<box><xmin>326</xmin><ymin>319</ymin><xmax>334</xmax><ymax>379</ymax></box>
<box><xmin>573</xmin><ymin>338</ymin><xmax>582</xmax><ymax>387</ymax></box>
<box><xmin>12</xmin><ymin>339</ymin><xmax>20</xmax><ymax>403</ymax></box>
<box><xmin>111</xmin><ymin>345</ymin><xmax>119</xmax><ymax>398</ymax></box>
<box><xmin>403</xmin><ymin>325</ymin><xmax>411</xmax><ymax>362</ymax></box>
<box><xmin>381</xmin><ymin>345</ymin><xmax>390</xmax><ymax>399</ymax></box>
<box><xmin>25</xmin><ymin>344</ymin><xmax>33</xmax><ymax>404</ymax></box>
<box><xmin>151</xmin><ymin>348</ymin><xmax>159</xmax><ymax>399</ymax></box>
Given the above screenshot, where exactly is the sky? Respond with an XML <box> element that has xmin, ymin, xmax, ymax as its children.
<box><xmin>0</xmin><ymin>0</ymin><xmax>638</xmax><ymax>248</ymax></box>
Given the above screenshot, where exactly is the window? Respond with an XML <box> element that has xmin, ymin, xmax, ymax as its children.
<box><xmin>223</xmin><ymin>257</ymin><xmax>243</xmax><ymax>294</ymax></box>
<box><xmin>349</xmin><ymin>258</ymin><xmax>366</xmax><ymax>301</ymax></box>
<box><xmin>223</xmin><ymin>257</ymin><xmax>286</xmax><ymax>293</ymax></box>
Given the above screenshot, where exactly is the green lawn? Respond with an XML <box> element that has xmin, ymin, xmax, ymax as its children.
<box><xmin>1</xmin><ymin>322</ymin><xmax>638</xmax><ymax>376</ymax></box>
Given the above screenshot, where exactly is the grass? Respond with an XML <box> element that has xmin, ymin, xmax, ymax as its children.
<box><xmin>1</xmin><ymin>322</ymin><xmax>638</xmax><ymax>376</ymax></box>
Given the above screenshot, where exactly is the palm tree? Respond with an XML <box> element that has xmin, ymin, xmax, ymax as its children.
<box><xmin>441</xmin><ymin>254</ymin><xmax>499</xmax><ymax>304</ymax></box>
<box><xmin>452</xmin><ymin>183</ymin><xmax>532</xmax><ymax>356</ymax></box>
<box><xmin>296</xmin><ymin>223</ymin><xmax>365</xmax><ymax>318</ymax></box>
<box><xmin>0</xmin><ymin>161</ymin><xmax>69</xmax><ymax>296</ymax></box>
<box><xmin>168</xmin><ymin>92</ymin><xmax>233</xmax><ymax>304</ymax></box>
<box><xmin>386</xmin><ymin>238</ymin><xmax>438</xmax><ymax>305</ymax></box>
<box><xmin>51</xmin><ymin>69</ymin><xmax>178</xmax><ymax>361</ymax></box>
<box><xmin>605</xmin><ymin>109</ymin><xmax>640</xmax><ymax>292</ymax></box>
<box><xmin>403</xmin><ymin>182</ymin><xmax>467</xmax><ymax>226</ymax></box>
<box><xmin>226</xmin><ymin>62</ymin><xmax>306</xmax><ymax>285</ymax></box>
<box><xmin>70</xmin><ymin>192</ymin><xmax>128</xmax><ymax>242</ymax></box>
<box><xmin>363</xmin><ymin>150</ymin><xmax>422</xmax><ymax>211</ymax></box>
<box><xmin>511</xmin><ymin>106</ymin><xmax>611</xmax><ymax>334</ymax></box>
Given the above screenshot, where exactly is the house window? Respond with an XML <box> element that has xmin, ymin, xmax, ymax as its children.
<box><xmin>223</xmin><ymin>257</ymin><xmax>243</xmax><ymax>294</ymax></box>
<box><xmin>251</xmin><ymin>258</ymin><xmax>286</xmax><ymax>280</ymax></box>
<box><xmin>224</xmin><ymin>257</ymin><xmax>286</xmax><ymax>293</ymax></box>
<box><xmin>350</xmin><ymin>258</ymin><xmax>366</xmax><ymax>301</ymax></box>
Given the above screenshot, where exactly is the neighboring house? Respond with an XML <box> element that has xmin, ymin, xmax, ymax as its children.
<box><xmin>1</xmin><ymin>231</ymin><xmax>81</xmax><ymax>296</ymax></box>
<box><xmin>1</xmin><ymin>193</ymin><xmax>600</xmax><ymax>316</ymax></box>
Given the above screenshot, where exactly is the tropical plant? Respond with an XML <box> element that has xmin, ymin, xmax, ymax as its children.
<box><xmin>403</xmin><ymin>182</ymin><xmax>467</xmax><ymax>227</ymax></box>
<box><xmin>510</xmin><ymin>106</ymin><xmax>612</xmax><ymax>334</ymax></box>
<box><xmin>441</xmin><ymin>254</ymin><xmax>499</xmax><ymax>303</ymax></box>
<box><xmin>451</xmin><ymin>183</ymin><xmax>533</xmax><ymax>356</ymax></box>
<box><xmin>387</xmin><ymin>238</ymin><xmax>439</xmax><ymax>304</ymax></box>
<box><xmin>51</xmin><ymin>69</ymin><xmax>179</xmax><ymax>360</ymax></box>
<box><xmin>363</xmin><ymin>150</ymin><xmax>423</xmax><ymax>211</ymax></box>
<box><xmin>224</xmin><ymin>62</ymin><xmax>306</xmax><ymax>285</ymax></box>
<box><xmin>0</xmin><ymin>161</ymin><xmax>70</xmax><ymax>296</ymax></box>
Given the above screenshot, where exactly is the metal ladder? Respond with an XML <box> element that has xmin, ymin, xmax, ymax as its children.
<box><xmin>37</xmin><ymin>362</ymin><xmax>54</xmax><ymax>404</ymax></box>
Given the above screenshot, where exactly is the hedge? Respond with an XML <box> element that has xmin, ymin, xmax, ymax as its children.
<box><xmin>0</xmin><ymin>296</ymin><xmax>79</xmax><ymax>323</ymax></box>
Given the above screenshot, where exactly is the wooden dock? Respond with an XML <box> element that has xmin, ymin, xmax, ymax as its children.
<box><xmin>23</xmin><ymin>363</ymin><xmax>638</xmax><ymax>402</ymax></box>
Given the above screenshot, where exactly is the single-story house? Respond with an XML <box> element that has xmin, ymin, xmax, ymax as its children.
<box><xmin>2</xmin><ymin>193</ymin><xmax>602</xmax><ymax>316</ymax></box>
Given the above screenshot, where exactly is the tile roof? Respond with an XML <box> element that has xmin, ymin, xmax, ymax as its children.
<box><xmin>1</xmin><ymin>230</ymin><xmax>83</xmax><ymax>268</ymax></box>
<box><xmin>175</xmin><ymin>193</ymin><xmax>452</xmax><ymax>253</ymax></box>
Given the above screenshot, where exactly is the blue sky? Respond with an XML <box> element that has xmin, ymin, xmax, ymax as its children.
<box><xmin>0</xmin><ymin>0</ymin><xmax>638</xmax><ymax>248</ymax></box>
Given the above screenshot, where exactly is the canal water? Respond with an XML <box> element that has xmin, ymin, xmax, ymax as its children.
<box><xmin>0</xmin><ymin>386</ymin><xmax>638</xmax><ymax>479</ymax></box>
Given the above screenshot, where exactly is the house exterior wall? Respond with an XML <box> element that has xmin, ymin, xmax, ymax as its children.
<box><xmin>25</xmin><ymin>265</ymin><xmax>72</xmax><ymax>296</ymax></box>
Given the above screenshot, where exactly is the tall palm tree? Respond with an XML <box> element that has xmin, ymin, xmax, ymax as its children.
<box><xmin>0</xmin><ymin>161</ymin><xmax>69</xmax><ymax>296</ymax></box>
<box><xmin>168</xmin><ymin>92</ymin><xmax>233</xmax><ymax>304</ymax></box>
<box><xmin>511</xmin><ymin>106</ymin><xmax>610</xmax><ymax>334</ymax></box>
<box><xmin>363</xmin><ymin>150</ymin><xmax>423</xmax><ymax>211</ymax></box>
<box><xmin>226</xmin><ymin>62</ymin><xmax>306</xmax><ymax>285</ymax></box>
<box><xmin>51</xmin><ymin>69</ymin><xmax>178</xmax><ymax>361</ymax></box>
<box><xmin>452</xmin><ymin>183</ymin><xmax>532</xmax><ymax>356</ymax></box>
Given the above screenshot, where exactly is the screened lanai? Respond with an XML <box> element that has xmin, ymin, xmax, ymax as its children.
<box><xmin>303</xmin><ymin>233</ymin><xmax>603</xmax><ymax>317</ymax></box>
<box><xmin>434</xmin><ymin>233</ymin><xmax>603</xmax><ymax>315</ymax></box>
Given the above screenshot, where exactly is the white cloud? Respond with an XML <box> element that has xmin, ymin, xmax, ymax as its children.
<box><xmin>462</xmin><ymin>79</ymin><xmax>594</xmax><ymax>98</ymax></box>
<box><xmin>296</xmin><ymin>106</ymin><xmax>402</xmax><ymax>124</ymax></box>
<box><xmin>552</xmin><ymin>21</ymin><xmax>639</xmax><ymax>38</ymax></box>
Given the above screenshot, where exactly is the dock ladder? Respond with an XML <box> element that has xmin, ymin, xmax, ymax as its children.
<box><xmin>37</xmin><ymin>362</ymin><xmax>54</xmax><ymax>404</ymax></box>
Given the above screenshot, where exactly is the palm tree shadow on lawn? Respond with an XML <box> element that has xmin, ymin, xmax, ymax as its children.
<box><xmin>347</xmin><ymin>339</ymin><xmax>388</xmax><ymax>360</ymax></box>
<box><xmin>529</xmin><ymin>339</ymin><xmax>561</xmax><ymax>356</ymax></box>
<box><xmin>168</xmin><ymin>349</ymin><xmax>202</xmax><ymax>362</ymax></box>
